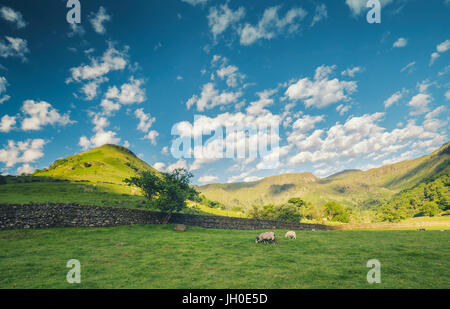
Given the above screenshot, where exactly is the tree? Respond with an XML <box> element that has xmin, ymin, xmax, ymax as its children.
<box><xmin>287</xmin><ymin>197</ymin><xmax>307</xmax><ymax>208</ymax></box>
<box><xmin>0</xmin><ymin>175</ymin><xmax>6</xmax><ymax>185</ymax></box>
<box><xmin>420</xmin><ymin>201</ymin><xmax>440</xmax><ymax>217</ymax></box>
<box><xmin>124</xmin><ymin>168</ymin><xmax>198</xmax><ymax>223</ymax></box>
<box><xmin>323</xmin><ymin>201</ymin><xmax>351</xmax><ymax>223</ymax></box>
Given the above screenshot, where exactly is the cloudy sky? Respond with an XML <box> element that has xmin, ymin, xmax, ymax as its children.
<box><xmin>0</xmin><ymin>0</ymin><xmax>449</xmax><ymax>184</ymax></box>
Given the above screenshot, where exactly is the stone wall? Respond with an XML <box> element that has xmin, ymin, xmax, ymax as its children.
<box><xmin>0</xmin><ymin>204</ymin><xmax>330</xmax><ymax>231</ymax></box>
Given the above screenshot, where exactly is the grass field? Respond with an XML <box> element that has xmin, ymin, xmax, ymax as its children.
<box><xmin>0</xmin><ymin>225</ymin><xmax>448</xmax><ymax>289</ymax></box>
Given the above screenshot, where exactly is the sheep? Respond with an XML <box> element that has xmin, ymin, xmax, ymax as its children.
<box><xmin>285</xmin><ymin>231</ymin><xmax>296</xmax><ymax>239</ymax></box>
<box><xmin>417</xmin><ymin>228</ymin><xmax>426</xmax><ymax>231</ymax></box>
<box><xmin>255</xmin><ymin>232</ymin><xmax>276</xmax><ymax>244</ymax></box>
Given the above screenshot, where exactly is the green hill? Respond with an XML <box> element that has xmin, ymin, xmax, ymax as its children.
<box><xmin>33</xmin><ymin>144</ymin><xmax>157</xmax><ymax>185</ymax></box>
<box><xmin>0</xmin><ymin>144</ymin><xmax>159</xmax><ymax>208</ymax></box>
<box><xmin>198</xmin><ymin>142</ymin><xmax>450</xmax><ymax>211</ymax></box>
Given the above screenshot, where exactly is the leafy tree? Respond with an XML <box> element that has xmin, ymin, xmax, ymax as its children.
<box><xmin>124</xmin><ymin>168</ymin><xmax>198</xmax><ymax>222</ymax></box>
<box><xmin>287</xmin><ymin>197</ymin><xmax>307</xmax><ymax>208</ymax></box>
<box><xmin>0</xmin><ymin>175</ymin><xmax>6</xmax><ymax>185</ymax></box>
<box><xmin>323</xmin><ymin>201</ymin><xmax>351</xmax><ymax>223</ymax></box>
<box><xmin>420</xmin><ymin>201</ymin><xmax>440</xmax><ymax>217</ymax></box>
<box><xmin>248</xmin><ymin>203</ymin><xmax>302</xmax><ymax>222</ymax></box>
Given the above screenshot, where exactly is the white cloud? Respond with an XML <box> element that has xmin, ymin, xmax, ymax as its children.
<box><xmin>0</xmin><ymin>6</ymin><xmax>26</xmax><ymax>28</ymax></box>
<box><xmin>393</xmin><ymin>37</ymin><xmax>408</xmax><ymax>48</ymax></box>
<box><xmin>166</xmin><ymin>159</ymin><xmax>187</xmax><ymax>172</ymax></box>
<box><xmin>286</xmin><ymin>111</ymin><xmax>446</xmax><ymax>167</ymax></box>
<box><xmin>134</xmin><ymin>108</ymin><xmax>155</xmax><ymax>133</ymax></box>
<box><xmin>105</xmin><ymin>77</ymin><xmax>146</xmax><ymax>104</ymax></box>
<box><xmin>239</xmin><ymin>6</ymin><xmax>307</xmax><ymax>46</ymax></box>
<box><xmin>79</xmin><ymin>115</ymin><xmax>120</xmax><ymax>150</ymax></box>
<box><xmin>345</xmin><ymin>0</ymin><xmax>393</xmax><ymax>15</ymax></box>
<box><xmin>198</xmin><ymin>175</ymin><xmax>219</xmax><ymax>184</ymax></box>
<box><xmin>0</xmin><ymin>139</ymin><xmax>46</xmax><ymax>168</ymax></box>
<box><xmin>310</xmin><ymin>4</ymin><xmax>327</xmax><ymax>27</ymax></box>
<box><xmin>186</xmin><ymin>82</ymin><xmax>242</xmax><ymax>111</ymax></box>
<box><xmin>0</xmin><ymin>115</ymin><xmax>16</xmax><ymax>132</ymax></box>
<box><xmin>181</xmin><ymin>0</ymin><xmax>208</xmax><ymax>6</ymax></box>
<box><xmin>153</xmin><ymin>162</ymin><xmax>166</xmax><ymax>172</ymax></box>
<box><xmin>21</xmin><ymin>100</ymin><xmax>74</xmax><ymax>131</ymax></box>
<box><xmin>216</xmin><ymin>65</ymin><xmax>245</xmax><ymax>88</ymax></box>
<box><xmin>0</xmin><ymin>36</ymin><xmax>29</xmax><ymax>61</ymax></box>
<box><xmin>400</xmin><ymin>61</ymin><xmax>416</xmax><ymax>74</ymax></box>
<box><xmin>89</xmin><ymin>6</ymin><xmax>111</xmax><ymax>35</ymax></box>
<box><xmin>341</xmin><ymin>66</ymin><xmax>364</xmax><ymax>77</ymax></box>
<box><xmin>68</xmin><ymin>46</ymin><xmax>128</xmax><ymax>83</ymax></box>
<box><xmin>208</xmin><ymin>4</ymin><xmax>245</xmax><ymax>40</ymax></box>
<box><xmin>445</xmin><ymin>90</ymin><xmax>450</xmax><ymax>101</ymax></box>
<box><xmin>384</xmin><ymin>89</ymin><xmax>406</xmax><ymax>108</ymax></box>
<box><xmin>16</xmin><ymin>164</ymin><xmax>34</xmax><ymax>175</ymax></box>
<box><xmin>0</xmin><ymin>95</ymin><xmax>10</xmax><ymax>104</ymax></box>
<box><xmin>144</xmin><ymin>130</ymin><xmax>159</xmax><ymax>145</ymax></box>
<box><xmin>100</xmin><ymin>99</ymin><xmax>120</xmax><ymax>115</ymax></box>
<box><xmin>430</xmin><ymin>39</ymin><xmax>450</xmax><ymax>65</ymax></box>
<box><xmin>408</xmin><ymin>93</ymin><xmax>432</xmax><ymax>115</ymax></box>
<box><xmin>285</xmin><ymin>65</ymin><xmax>357</xmax><ymax>108</ymax></box>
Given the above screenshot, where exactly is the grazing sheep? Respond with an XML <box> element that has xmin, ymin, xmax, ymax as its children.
<box><xmin>417</xmin><ymin>228</ymin><xmax>426</xmax><ymax>231</ymax></box>
<box><xmin>255</xmin><ymin>232</ymin><xmax>276</xmax><ymax>244</ymax></box>
<box><xmin>285</xmin><ymin>231</ymin><xmax>296</xmax><ymax>239</ymax></box>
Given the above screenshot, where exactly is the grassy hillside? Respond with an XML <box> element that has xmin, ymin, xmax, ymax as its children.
<box><xmin>0</xmin><ymin>144</ymin><xmax>161</xmax><ymax>209</ymax></box>
<box><xmin>199</xmin><ymin>142</ymin><xmax>450</xmax><ymax>210</ymax></box>
<box><xmin>0</xmin><ymin>225</ymin><xmax>448</xmax><ymax>288</ymax></box>
<box><xmin>33</xmin><ymin>144</ymin><xmax>157</xmax><ymax>185</ymax></box>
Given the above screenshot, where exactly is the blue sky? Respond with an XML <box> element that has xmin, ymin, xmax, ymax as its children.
<box><xmin>0</xmin><ymin>0</ymin><xmax>449</xmax><ymax>184</ymax></box>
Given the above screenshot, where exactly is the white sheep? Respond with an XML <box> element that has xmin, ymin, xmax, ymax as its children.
<box><xmin>285</xmin><ymin>231</ymin><xmax>296</xmax><ymax>239</ymax></box>
<box><xmin>255</xmin><ymin>232</ymin><xmax>276</xmax><ymax>244</ymax></box>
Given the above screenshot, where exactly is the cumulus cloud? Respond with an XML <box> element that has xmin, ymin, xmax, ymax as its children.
<box><xmin>186</xmin><ymin>82</ymin><xmax>242</xmax><ymax>111</ymax></box>
<box><xmin>166</xmin><ymin>159</ymin><xmax>187</xmax><ymax>172</ymax></box>
<box><xmin>153</xmin><ymin>162</ymin><xmax>166</xmax><ymax>172</ymax></box>
<box><xmin>285</xmin><ymin>65</ymin><xmax>357</xmax><ymax>108</ymax></box>
<box><xmin>0</xmin><ymin>139</ymin><xmax>46</xmax><ymax>168</ymax></box>
<box><xmin>144</xmin><ymin>130</ymin><xmax>159</xmax><ymax>145</ymax></box>
<box><xmin>408</xmin><ymin>93</ymin><xmax>432</xmax><ymax>115</ymax></box>
<box><xmin>16</xmin><ymin>163</ymin><xmax>34</xmax><ymax>175</ymax></box>
<box><xmin>79</xmin><ymin>115</ymin><xmax>120</xmax><ymax>150</ymax></box>
<box><xmin>287</xmin><ymin>111</ymin><xmax>446</xmax><ymax>167</ymax></box>
<box><xmin>216</xmin><ymin>64</ymin><xmax>245</xmax><ymax>88</ymax></box>
<box><xmin>0</xmin><ymin>36</ymin><xmax>29</xmax><ymax>61</ymax></box>
<box><xmin>0</xmin><ymin>6</ymin><xmax>26</xmax><ymax>28</ymax></box>
<box><xmin>105</xmin><ymin>77</ymin><xmax>146</xmax><ymax>105</ymax></box>
<box><xmin>21</xmin><ymin>100</ymin><xmax>74</xmax><ymax>131</ymax></box>
<box><xmin>393</xmin><ymin>37</ymin><xmax>408</xmax><ymax>48</ymax></box>
<box><xmin>0</xmin><ymin>115</ymin><xmax>16</xmax><ymax>132</ymax></box>
<box><xmin>239</xmin><ymin>6</ymin><xmax>307</xmax><ymax>46</ymax></box>
<box><xmin>198</xmin><ymin>175</ymin><xmax>219</xmax><ymax>184</ymax></box>
<box><xmin>89</xmin><ymin>6</ymin><xmax>111</xmax><ymax>35</ymax></box>
<box><xmin>208</xmin><ymin>4</ymin><xmax>245</xmax><ymax>40</ymax></box>
<box><xmin>341</xmin><ymin>66</ymin><xmax>364</xmax><ymax>77</ymax></box>
<box><xmin>68</xmin><ymin>46</ymin><xmax>128</xmax><ymax>83</ymax></box>
<box><xmin>135</xmin><ymin>108</ymin><xmax>155</xmax><ymax>133</ymax></box>
<box><xmin>430</xmin><ymin>39</ymin><xmax>450</xmax><ymax>65</ymax></box>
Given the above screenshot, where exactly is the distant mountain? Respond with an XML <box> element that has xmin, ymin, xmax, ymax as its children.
<box><xmin>34</xmin><ymin>144</ymin><xmax>157</xmax><ymax>185</ymax></box>
<box><xmin>198</xmin><ymin>142</ymin><xmax>450</xmax><ymax>210</ymax></box>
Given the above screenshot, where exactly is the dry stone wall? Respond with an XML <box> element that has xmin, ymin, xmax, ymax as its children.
<box><xmin>0</xmin><ymin>204</ymin><xmax>330</xmax><ymax>231</ymax></box>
